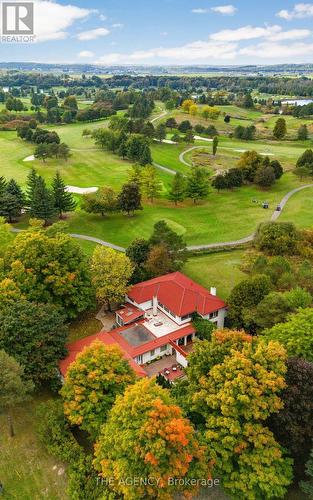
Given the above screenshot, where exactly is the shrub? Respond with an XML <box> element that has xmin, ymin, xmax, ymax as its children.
<box><xmin>254</xmin><ymin>222</ymin><xmax>299</xmax><ymax>255</ymax></box>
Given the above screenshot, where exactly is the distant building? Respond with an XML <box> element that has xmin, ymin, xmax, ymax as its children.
<box><xmin>59</xmin><ymin>272</ymin><xmax>227</xmax><ymax>383</ymax></box>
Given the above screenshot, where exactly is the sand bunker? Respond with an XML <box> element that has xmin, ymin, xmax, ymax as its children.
<box><xmin>23</xmin><ymin>155</ymin><xmax>35</xmax><ymax>161</ymax></box>
<box><xmin>65</xmin><ymin>186</ymin><xmax>98</xmax><ymax>195</ymax></box>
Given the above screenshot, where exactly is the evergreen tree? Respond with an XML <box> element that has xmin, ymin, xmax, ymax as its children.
<box><xmin>117</xmin><ymin>182</ymin><xmax>142</xmax><ymax>215</ymax></box>
<box><xmin>169</xmin><ymin>172</ymin><xmax>186</xmax><ymax>205</ymax></box>
<box><xmin>118</xmin><ymin>138</ymin><xmax>128</xmax><ymax>159</ymax></box>
<box><xmin>186</xmin><ymin>167</ymin><xmax>209</xmax><ymax>203</ymax></box>
<box><xmin>26</xmin><ymin>168</ymin><xmax>38</xmax><ymax>210</ymax></box>
<box><xmin>52</xmin><ymin>171</ymin><xmax>76</xmax><ymax>218</ymax></box>
<box><xmin>155</xmin><ymin>123</ymin><xmax>166</xmax><ymax>142</ymax></box>
<box><xmin>0</xmin><ymin>193</ymin><xmax>22</xmax><ymax>223</ymax></box>
<box><xmin>273</xmin><ymin>118</ymin><xmax>287</xmax><ymax>139</ymax></box>
<box><xmin>0</xmin><ymin>176</ymin><xmax>7</xmax><ymax>196</ymax></box>
<box><xmin>212</xmin><ymin>135</ymin><xmax>219</xmax><ymax>156</ymax></box>
<box><xmin>298</xmin><ymin>124</ymin><xmax>308</xmax><ymax>141</ymax></box>
<box><xmin>242</xmin><ymin>92</ymin><xmax>254</xmax><ymax>108</ymax></box>
<box><xmin>30</xmin><ymin>176</ymin><xmax>57</xmax><ymax>224</ymax></box>
<box><xmin>6</xmin><ymin>179</ymin><xmax>25</xmax><ymax>208</ymax></box>
<box><xmin>139</xmin><ymin>143</ymin><xmax>152</xmax><ymax>166</ymax></box>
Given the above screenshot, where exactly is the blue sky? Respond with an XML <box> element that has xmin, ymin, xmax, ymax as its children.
<box><xmin>2</xmin><ymin>1</ymin><xmax>313</xmax><ymax>65</ymax></box>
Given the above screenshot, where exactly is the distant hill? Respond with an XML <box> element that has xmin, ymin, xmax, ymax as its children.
<box><xmin>1</xmin><ymin>62</ymin><xmax>313</xmax><ymax>75</ymax></box>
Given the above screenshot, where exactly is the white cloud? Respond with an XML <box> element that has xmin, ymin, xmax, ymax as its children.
<box><xmin>192</xmin><ymin>5</ymin><xmax>237</xmax><ymax>15</ymax></box>
<box><xmin>96</xmin><ymin>40</ymin><xmax>237</xmax><ymax>64</ymax></box>
<box><xmin>211</xmin><ymin>5</ymin><xmax>237</xmax><ymax>15</ymax></box>
<box><xmin>76</xmin><ymin>27</ymin><xmax>110</xmax><ymax>41</ymax></box>
<box><xmin>210</xmin><ymin>25</ymin><xmax>281</xmax><ymax>42</ymax></box>
<box><xmin>112</xmin><ymin>23</ymin><xmax>124</xmax><ymax>28</ymax></box>
<box><xmin>277</xmin><ymin>3</ymin><xmax>313</xmax><ymax>20</ymax></box>
<box><xmin>99</xmin><ymin>14</ymin><xmax>107</xmax><ymax>21</ymax></box>
<box><xmin>268</xmin><ymin>29</ymin><xmax>311</xmax><ymax>41</ymax></box>
<box><xmin>192</xmin><ymin>8</ymin><xmax>209</xmax><ymax>14</ymax></box>
<box><xmin>210</xmin><ymin>25</ymin><xmax>311</xmax><ymax>43</ymax></box>
<box><xmin>34</xmin><ymin>0</ymin><xmax>93</xmax><ymax>42</ymax></box>
<box><xmin>239</xmin><ymin>41</ymin><xmax>313</xmax><ymax>58</ymax></box>
<box><xmin>78</xmin><ymin>50</ymin><xmax>95</xmax><ymax>58</ymax></box>
<box><xmin>160</xmin><ymin>31</ymin><xmax>168</xmax><ymax>36</ymax></box>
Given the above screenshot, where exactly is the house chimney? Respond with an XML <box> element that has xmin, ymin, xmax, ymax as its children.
<box><xmin>210</xmin><ymin>287</ymin><xmax>217</xmax><ymax>296</ymax></box>
<box><xmin>152</xmin><ymin>296</ymin><xmax>158</xmax><ymax>316</ymax></box>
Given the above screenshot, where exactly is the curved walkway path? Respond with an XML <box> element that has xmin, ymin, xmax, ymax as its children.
<box><xmin>151</xmin><ymin>110</ymin><xmax>168</xmax><ymax>123</ymax></box>
<box><xmin>179</xmin><ymin>146</ymin><xmax>212</xmax><ymax>167</ymax></box>
<box><xmin>10</xmin><ymin>184</ymin><xmax>313</xmax><ymax>252</ymax></box>
<box><xmin>188</xmin><ymin>184</ymin><xmax>313</xmax><ymax>250</ymax></box>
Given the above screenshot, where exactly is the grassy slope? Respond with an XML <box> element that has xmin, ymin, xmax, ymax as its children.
<box><xmin>2</xmin><ymin>107</ymin><xmax>312</xmax><ymax>250</ymax></box>
<box><xmin>0</xmin><ymin>395</ymin><xmax>68</xmax><ymax>500</ymax></box>
<box><xmin>64</xmin><ymin>173</ymin><xmax>312</xmax><ymax>247</ymax></box>
<box><xmin>183</xmin><ymin>250</ymin><xmax>246</xmax><ymax>300</ymax></box>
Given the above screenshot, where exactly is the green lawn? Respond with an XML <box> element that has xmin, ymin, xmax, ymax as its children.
<box><xmin>183</xmin><ymin>250</ymin><xmax>247</xmax><ymax>300</ymax></box>
<box><xmin>2</xmin><ymin>116</ymin><xmax>312</xmax><ymax>249</ymax></box>
<box><xmin>68</xmin><ymin>310</ymin><xmax>102</xmax><ymax>342</ymax></box>
<box><xmin>62</xmin><ymin>173</ymin><xmax>311</xmax><ymax>248</ymax></box>
<box><xmin>0</xmin><ymin>395</ymin><xmax>68</xmax><ymax>500</ymax></box>
<box><xmin>280</xmin><ymin>186</ymin><xmax>313</xmax><ymax>228</ymax></box>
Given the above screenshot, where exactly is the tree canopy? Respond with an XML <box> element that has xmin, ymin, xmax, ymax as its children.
<box><xmin>61</xmin><ymin>340</ymin><xmax>135</xmax><ymax>436</ymax></box>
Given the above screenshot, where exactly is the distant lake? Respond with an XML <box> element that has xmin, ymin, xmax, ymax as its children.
<box><xmin>282</xmin><ymin>99</ymin><xmax>313</xmax><ymax>106</ymax></box>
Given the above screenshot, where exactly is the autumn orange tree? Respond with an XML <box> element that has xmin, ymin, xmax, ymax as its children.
<box><xmin>61</xmin><ymin>340</ymin><xmax>135</xmax><ymax>437</ymax></box>
<box><xmin>93</xmin><ymin>378</ymin><xmax>209</xmax><ymax>500</ymax></box>
<box><xmin>185</xmin><ymin>330</ymin><xmax>293</xmax><ymax>499</ymax></box>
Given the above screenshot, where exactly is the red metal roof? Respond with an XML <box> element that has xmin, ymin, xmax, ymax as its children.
<box><xmin>128</xmin><ymin>272</ymin><xmax>226</xmax><ymax>317</ymax></box>
<box><xmin>59</xmin><ymin>322</ymin><xmax>195</xmax><ymax>378</ymax></box>
<box><xmin>116</xmin><ymin>304</ymin><xmax>145</xmax><ymax>324</ymax></box>
<box><xmin>59</xmin><ymin>331</ymin><xmax>147</xmax><ymax>378</ymax></box>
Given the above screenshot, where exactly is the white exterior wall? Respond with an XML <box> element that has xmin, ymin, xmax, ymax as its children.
<box><xmin>201</xmin><ymin>307</ymin><xmax>227</xmax><ymax>328</ymax></box>
<box><xmin>135</xmin><ymin>344</ymin><xmax>171</xmax><ymax>365</ymax></box>
<box><xmin>176</xmin><ymin>351</ymin><xmax>188</xmax><ymax>368</ymax></box>
<box><xmin>126</xmin><ymin>297</ymin><xmax>152</xmax><ymax>311</ymax></box>
<box><xmin>157</xmin><ymin>302</ymin><xmax>191</xmax><ymax>325</ymax></box>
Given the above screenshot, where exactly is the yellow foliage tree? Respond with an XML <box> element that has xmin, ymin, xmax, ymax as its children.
<box><xmin>189</xmin><ymin>104</ymin><xmax>198</xmax><ymax>116</ymax></box>
<box><xmin>181</xmin><ymin>99</ymin><xmax>194</xmax><ymax>113</ymax></box>
<box><xmin>90</xmin><ymin>246</ymin><xmax>134</xmax><ymax>309</ymax></box>
<box><xmin>94</xmin><ymin>378</ymin><xmax>209</xmax><ymax>500</ymax></box>
<box><xmin>186</xmin><ymin>331</ymin><xmax>293</xmax><ymax>499</ymax></box>
<box><xmin>61</xmin><ymin>340</ymin><xmax>135</xmax><ymax>436</ymax></box>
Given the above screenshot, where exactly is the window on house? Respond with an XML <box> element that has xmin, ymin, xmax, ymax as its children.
<box><xmin>150</xmin><ymin>349</ymin><xmax>155</xmax><ymax>357</ymax></box>
<box><xmin>210</xmin><ymin>311</ymin><xmax>218</xmax><ymax>319</ymax></box>
<box><xmin>160</xmin><ymin>345</ymin><xmax>167</xmax><ymax>352</ymax></box>
<box><xmin>181</xmin><ymin>314</ymin><xmax>191</xmax><ymax>321</ymax></box>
